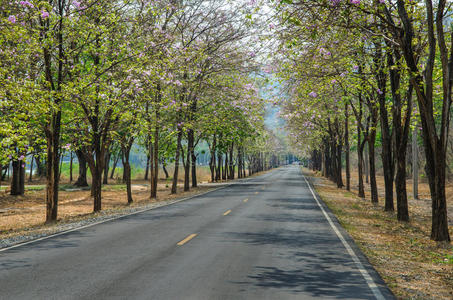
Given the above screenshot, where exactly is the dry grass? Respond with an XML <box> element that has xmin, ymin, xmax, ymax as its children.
<box><xmin>307</xmin><ymin>168</ymin><xmax>453</xmax><ymax>299</ymax></box>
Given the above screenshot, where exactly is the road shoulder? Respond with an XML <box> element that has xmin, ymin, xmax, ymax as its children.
<box><xmin>303</xmin><ymin>169</ymin><xmax>453</xmax><ymax>299</ymax></box>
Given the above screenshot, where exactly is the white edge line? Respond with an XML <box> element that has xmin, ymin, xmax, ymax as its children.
<box><xmin>302</xmin><ymin>174</ymin><xmax>385</xmax><ymax>300</ymax></box>
<box><xmin>0</xmin><ymin>184</ymin><xmax>232</xmax><ymax>253</ymax></box>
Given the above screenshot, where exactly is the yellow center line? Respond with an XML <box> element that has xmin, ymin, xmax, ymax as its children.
<box><xmin>243</xmin><ymin>198</ymin><xmax>248</xmax><ymax>203</ymax></box>
<box><xmin>223</xmin><ymin>209</ymin><xmax>232</xmax><ymax>216</ymax></box>
<box><xmin>177</xmin><ymin>234</ymin><xmax>197</xmax><ymax>246</ymax></box>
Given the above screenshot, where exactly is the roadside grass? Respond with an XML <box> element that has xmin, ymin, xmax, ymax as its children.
<box><xmin>306</xmin><ymin>169</ymin><xmax>453</xmax><ymax>299</ymax></box>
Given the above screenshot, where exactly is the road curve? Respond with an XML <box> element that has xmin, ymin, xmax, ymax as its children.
<box><xmin>0</xmin><ymin>166</ymin><xmax>394</xmax><ymax>300</ymax></box>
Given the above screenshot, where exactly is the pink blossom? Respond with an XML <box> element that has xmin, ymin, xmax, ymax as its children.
<box><xmin>41</xmin><ymin>11</ymin><xmax>50</xmax><ymax>19</ymax></box>
<box><xmin>20</xmin><ymin>1</ymin><xmax>34</xmax><ymax>8</ymax></box>
<box><xmin>8</xmin><ymin>15</ymin><xmax>16</xmax><ymax>23</ymax></box>
<box><xmin>309</xmin><ymin>92</ymin><xmax>318</xmax><ymax>98</ymax></box>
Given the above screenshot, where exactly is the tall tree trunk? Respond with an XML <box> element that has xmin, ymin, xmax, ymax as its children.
<box><xmin>210</xmin><ymin>152</ymin><xmax>215</xmax><ymax>182</ymax></box>
<box><xmin>162</xmin><ymin>160</ymin><xmax>169</xmax><ymax>179</ymax></box>
<box><xmin>45</xmin><ymin>109</ymin><xmax>62</xmax><ymax>223</ymax></box>
<box><xmin>10</xmin><ymin>160</ymin><xmax>25</xmax><ymax>196</ymax></box>
<box><xmin>368</xmin><ymin>130</ymin><xmax>379</xmax><ymax>204</ymax></box>
<box><xmin>229</xmin><ymin>143</ymin><xmax>234</xmax><ymax>179</ymax></box>
<box><xmin>86</xmin><ymin>133</ymin><xmax>107</xmax><ymax>212</ymax></box>
<box><xmin>35</xmin><ymin>156</ymin><xmax>46</xmax><ymax>177</ymax></box>
<box><xmin>42</xmin><ymin>0</ymin><xmax>64</xmax><ymax>223</ymax></box>
<box><xmin>103</xmin><ymin>151</ymin><xmax>110</xmax><ymax>185</ymax></box>
<box><xmin>395</xmin><ymin>150</ymin><xmax>409</xmax><ymax>221</ymax></box>
<box><xmin>242</xmin><ymin>151</ymin><xmax>247</xmax><ymax>178</ymax></box>
<box><xmin>110</xmin><ymin>153</ymin><xmax>119</xmax><ymax>180</ymax></box>
<box><xmin>29</xmin><ymin>155</ymin><xmax>34</xmax><ymax>183</ymax></box>
<box><xmin>237</xmin><ymin>147</ymin><xmax>242</xmax><ymax>179</ymax></box>
<box><xmin>122</xmin><ymin>143</ymin><xmax>133</xmax><ymax>204</ymax></box>
<box><xmin>216</xmin><ymin>152</ymin><xmax>222</xmax><ymax>181</ymax></box>
<box><xmin>389</xmin><ymin>50</ymin><xmax>413</xmax><ymax>220</ymax></box>
<box><xmin>223</xmin><ymin>154</ymin><xmax>227</xmax><ymax>180</ymax></box>
<box><xmin>74</xmin><ymin>150</ymin><xmax>88</xmax><ymax>187</ymax></box>
<box><xmin>59</xmin><ymin>151</ymin><xmax>65</xmax><ymax>181</ymax></box>
<box><xmin>395</xmin><ymin>0</ymin><xmax>450</xmax><ymax>242</ymax></box>
<box><xmin>183</xmin><ymin>144</ymin><xmax>190</xmax><ymax>191</ymax></box>
<box><xmin>357</xmin><ymin>140</ymin><xmax>365</xmax><ymax>198</ymax></box>
<box><xmin>364</xmin><ymin>142</ymin><xmax>369</xmax><ymax>184</ymax></box>
<box><xmin>345</xmin><ymin>104</ymin><xmax>350</xmax><ymax>191</ymax></box>
<box><xmin>69</xmin><ymin>152</ymin><xmax>73</xmax><ymax>183</ymax></box>
<box><xmin>144</xmin><ymin>153</ymin><xmax>150</xmax><ymax>180</ymax></box>
<box><xmin>189</xmin><ymin>129</ymin><xmax>197</xmax><ymax>188</ymax></box>
<box><xmin>412</xmin><ymin>127</ymin><xmax>418</xmax><ymax>200</ymax></box>
<box><xmin>91</xmin><ymin>165</ymin><xmax>102</xmax><ymax>212</ymax></box>
<box><xmin>209</xmin><ymin>135</ymin><xmax>216</xmax><ymax>182</ymax></box>
<box><xmin>376</xmin><ymin>47</ymin><xmax>394</xmax><ymax>212</ymax></box>
<box><xmin>336</xmin><ymin>139</ymin><xmax>344</xmax><ymax>188</ymax></box>
<box><xmin>150</xmin><ymin>124</ymin><xmax>159</xmax><ymax>199</ymax></box>
<box><xmin>171</xmin><ymin>127</ymin><xmax>182</xmax><ymax>194</ymax></box>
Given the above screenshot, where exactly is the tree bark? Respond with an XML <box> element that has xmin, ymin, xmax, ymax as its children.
<box><xmin>375</xmin><ymin>44</ymin><xmax>394</xmax><ymax>212</ymax></box>
<box><xmin>209</xmin><ymin>135</ymin><xmax>216</xmax><ymax>182</ymax></box>
<box><xmin>10</xmin><ymin>160</ymin><xmax>25</xmax><ymax>196</ymax></box>
<box><xmin>122</xmin><ymin>142</ymin><xmax>133</xmax><ymax>204</ymax></box>
<box><xmin>395</xmin><ymin>0</ymin><xmax>450</xmax><ymax>241</ymax></box>
<box><xmin>336</xmin><ymin>139</ymin><xmax>344</xmax><ymax>188</ymax></box>
<box><xmin>150</xmin><ymin>136</ymin><xmax>159</xmax><ymax>198</ymax></box>
<box><xmin>103</xmin><ymin>151</ymin><xmax>110</xmax><ymax>185</ymax></box>
<box><xmin>357</xmin><ymin>140</ymin><xmax>366</xmax><ymax>198</ymax></box>
<box><xmin>364</xmin><ymin>141</ymin><xmax>369</xmax><ymax>184</ymax></box>
<box><xmin>216</xmin><ymin>152</ymin><xmax>222</xmax><ymax>181</ymax></box>
<box><xmin>110</xmin><ymin>153</ymin><xmax>120</xmax><ymax>180</ymax></box>
<box><xmin>74</xmin><ymin>150</ymin><xmax>88</xmax><ymax>187</ymax></box>
<box><xmin>144</xmin><ymin>153</ymin><xmax>150</xmax><ymax>180</ymax></box>
<box><xmin>29</xmin><ymin>155</ymin><xmax>34</xmax><ymax>183</ymax></box>
<box><xmin>162</xmin><ymin>160</ymin><xmax>169</xmax><ymax>179</ymax></box>
<box><xmin>45</xmin><ymin>109</ymin><xmax>62</xmax><ymax>223</ymax></box>
<box><xmin>368</xmin><ymin>133</ymin><xmax>378</xmax><ymax>204</ymax></box>
<box><xmin>229</xmin><ymin>143</ymin><xmax>234</xmax><ymax>180</ymax></box>
<box><xmin>183</xmin><ymin>144</ymin><xmax>190</xmax><ymax>191</ymax></box>
<box><xmin>188</xmin><ymin>129</ymin><xmax>197</xmax><ymax>188</ymax></box>
<box><xmin>35</xmin><ymin>156</ymin><xmax>46</xmax><ymax>177</ymax></box>
<box><xmin>345</xmin><ymin>103</ymin><xmax>350</xmax><ymax>191</ymax></box>
<box><xmin>412</xmin><ymin>127</ymin><xmax>419</xmax><ymax>200</ymax></box>
<box><xmin>171</xmin><ymin>126</ymin><xmax>182</xmax><ymax>194</ymax></box>
<box><xmin>69</xmin><ymin>152</ymin><xmax>73</xmax><ymax>183</ymax></box>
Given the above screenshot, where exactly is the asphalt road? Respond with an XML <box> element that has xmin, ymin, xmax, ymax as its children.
<box><xmin>0</xmin><ymin>166</ymin><xmax>394</xmax><ymax>300</ymax></box>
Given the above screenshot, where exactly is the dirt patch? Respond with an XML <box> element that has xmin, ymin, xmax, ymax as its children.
<box><xmin>306</xmin><ymin>169</ymin><xmax>453</xmax><ymax>299</ymax></box>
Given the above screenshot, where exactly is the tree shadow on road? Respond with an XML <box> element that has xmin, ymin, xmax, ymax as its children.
<box><xmin>224</xmin><ymin>227</ymin><xmax>375</xmax><ymax>299</ymax></box>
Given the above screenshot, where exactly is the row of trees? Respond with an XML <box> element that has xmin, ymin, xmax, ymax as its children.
<box><xmin>273</xmin><ymin>0</ymin><xmax>451</xmax><ymax>242</ymax></box>
<box><xmin>0</xmin><ymin>1</ymin><xmax>282</xmax><ymax>223</ymax></box>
